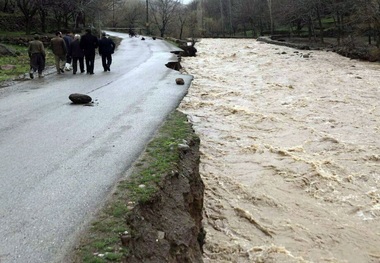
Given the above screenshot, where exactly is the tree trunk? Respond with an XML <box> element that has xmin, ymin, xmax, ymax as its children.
<box><xmin>25</xmin><ymin>16</ymin><xmax>32</xmax><ymax>34</ymax></box>
<box><xmin>336</xmin><ymin>12</ymin><xmax>341</xmax><ymax>45</ymax></box>
<box><xmin>368</xmin><ymin>23</ymin><xmax>372</xmax><ymax>45</ymax></box>
<box><xmin>316</xmin><ymin>5</ymin><xmax>324</xmax><ymax>43</ymax></box>
<box><xmin>179</xmin><ymin>21</ymin><xmax>184</xmax><ymax>39</ymax></box>
<box><xmin>2</xmin><ymin>0</ymin><xmax>8</xmax><ymax>12</ymax></box>
<box><xmin>308</xmin><ymin>16</ymin><xmax>312</xmax><ymax>41</ymax></box>
<box><xmin>219</xmin><ymin>0</ymin><xmax>225</xmax><ymax>36</ymax></box>
<box><xmin>39</xmin><ymin>9</ymin><xmax>46</xmax><ymax>33</ymax></box>
<box><xmin>228</xmin><ymin>0</ymin><xmax>232</xmax><ymax>36</ymax></box>
<box><xmin>267</xmin><ymin>0</ymin><xmax>273</xmax><ymax>35</ymax></box>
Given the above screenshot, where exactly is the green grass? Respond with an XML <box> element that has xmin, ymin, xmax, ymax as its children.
<box><xmin>70</xmin><ymin>110</ymin><xmax>195</xmax><ymax>263</ymax></box>
<box><xmin>0</xmin><ymin>30</ymin><xmax>28</xmax><ymax>36</ymax></box>
<box><xmin>0</xmin><ymin>43</ymin><xmax>55</xmax><ymax>82</ymax></box>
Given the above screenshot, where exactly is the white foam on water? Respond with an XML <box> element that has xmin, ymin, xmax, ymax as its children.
<box><xmin>179</xmin><ymin>38</ymin><xmax>380</xmax><ymax>263</ymax></box>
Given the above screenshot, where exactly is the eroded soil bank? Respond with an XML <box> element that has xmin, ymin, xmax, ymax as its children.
<box><xmin>123</xmin><ymin>132</ymin><xmax>205</xmax><ymax>263</ymax></box>
<box><xmin>179</xmin><ymin>38</ymin><xmax>380</xmax><ymax>263</ymax></box>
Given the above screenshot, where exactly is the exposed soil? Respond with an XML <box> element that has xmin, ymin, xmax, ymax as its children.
<box><xmin>123</xmin><ymin>134</ymin><xmax>205</xmax><ymax>263</ymax></box>
<box><xmin>63</xmin><ymin>110</ymin><xmax>206</xmax><ymax>263</ymax></box>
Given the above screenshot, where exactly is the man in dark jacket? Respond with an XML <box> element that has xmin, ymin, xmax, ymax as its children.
<box><xmin>63</xmin><ymin>30</ymin><xmax>73</xmax><ymax>70</ymax></box>
<box><xmin>69</xmin><ymin>34</ymin><xmax>85</xmax><ymax>74</ymax></box>
<box><xmin>80</xmin><ymin>29</ymin><xmax>98</xmax><ymax>74</ymax></box>
<box><xmin>28</xmin><ymin>34</ymin><xmax>46</xmax><ymax>78</ymax></box>
<box><xmin>98</xmin><ymin>32</ymin><xmax>116</xmax><ymax>72</ymax></box>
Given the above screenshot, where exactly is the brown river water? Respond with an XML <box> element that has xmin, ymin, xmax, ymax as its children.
<box><xmin>178</xmin><ymin>38</ymin><xmax>380</xmax><ymax>263</ymax></box>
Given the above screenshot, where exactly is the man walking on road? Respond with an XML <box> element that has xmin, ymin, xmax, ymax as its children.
<box><xmin>80</xmin><ymin>29</ymin><xmax>98</xmax><ymax>75</ymax></box>
<box><xmin>50</xmin><ymin>31</ymin><xmax>67</xmax><ymax>74</ymax></box>
<box><xmin>63</xmin><ymin>30</ymin><xmax>73</xmax><ymax>71</ymax></box>
<box><xmin>28</xmin><ymin>34</ymin><xmax>46</xmax><ymax>78</ymax></box>
<box><xmin>98</xmin><ymin>32</ymin><xmax>115</xmax><ymax>72</ymax></box>
<box><xmin>69</xmin><ymin>34</ymin><xmax>85</xmax><ymax>75</ymax></box>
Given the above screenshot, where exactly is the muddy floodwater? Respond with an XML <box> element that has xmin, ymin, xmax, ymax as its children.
<box><xmin>178</xmin><ymin>39</ymin><xmax>380</xmax><ymax>263</ymax></box>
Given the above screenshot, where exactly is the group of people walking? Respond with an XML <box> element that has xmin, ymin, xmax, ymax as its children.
<box><xmin>28</xmin><ymin>29</ymin><xmax>116</xmax><ymax>79</ymax></box>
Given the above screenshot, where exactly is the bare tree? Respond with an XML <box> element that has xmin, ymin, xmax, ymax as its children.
<box><xmin>150</xmin><ymin>0</ymin><xmax>180</xmax><ymax>37</ymax></box>
<box><xmin>121</xmin><ymin>0</ymin><xmax>145</xmax><ymax>30</ymax></box>
<box><xmin>177</xmin><ymin>4</ymin><xmax>188</xmax><ymax>39</ymax></box>
<box><xmin>16</xmin><ymin>0</ymin><xmax>38</xmax><ymax>34</ymax></box>
<box><xmin>267</xmin><ymin>0</ymin><xmax>273</xmax><ymax>34</ymax></box>
<box><xmin>78</xmin><ymin>0</ymin><xmax>108</xmax><ymax>34</ymax></box>
<box><xmin>0</xmin><ymin>0</ymin><xmax>15</xmax><ymax>12</ymax></box>
<box><xmin>354</xmin><ymin>0</ymin><xmax>380</xmax><ymax>45</ymax></box>
<box><xmin>37</xmin><ymin>0</ymin><xmax>49</xmax><ymax>32</ymax></box>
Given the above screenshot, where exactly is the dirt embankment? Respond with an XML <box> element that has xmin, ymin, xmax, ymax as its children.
<box><xmin>123</xmin><ymin>134</ymin><xmax>205</xmax><ymax>263</ymax></box>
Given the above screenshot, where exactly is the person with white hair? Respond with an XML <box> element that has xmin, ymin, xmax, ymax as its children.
<box><xmin>69</xmin><ymin>34</ymin><xmax>85</xmax><ymax>74</ymax></box>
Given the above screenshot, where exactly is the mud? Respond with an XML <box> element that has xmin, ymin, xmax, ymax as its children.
<box><xmin>123</xmin><ymin>130</ymin><xmax>205</xmax><ymax>263</ymax></box>
<box><xmin>179</xmin><ymin>38</ymin><xmax>380</xmax><ymax>263</ymax></box>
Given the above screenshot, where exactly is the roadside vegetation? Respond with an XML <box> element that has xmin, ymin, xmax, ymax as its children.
<box><xmin>0</xmin><ymin>41</ymin><xmax>54</xmax><ymax>83</ymax></box>
<box><xmin>68</xmin><ymin>110</ymin><xmax>195</xmax><ymax>263</ymax></box>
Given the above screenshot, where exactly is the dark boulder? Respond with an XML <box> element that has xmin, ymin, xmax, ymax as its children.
<box><xmin>179</xmin><ymin>45</ymin><xmax>197</xmax><ymax>57</ymax></box>
<box><xmin>69</xmin><ymin>93</ymin><xmax>92</xmax><ymax>104</ymax></box>
<box><xmin>176</xmin><ymin>78</ymin><xmax>185</xmax><ymax>85</ymax></box>
<box><xmin>0</xmin><ymin>44</ymin><xmax>16</xmax><ymax>56</ymax></box>
<box><xmin>179</xmin><ymin>39</ymin><xmax>197</xmax><ymax>57</ymax></box>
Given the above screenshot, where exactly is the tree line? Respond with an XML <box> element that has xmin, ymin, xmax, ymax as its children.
<box><xmin>187</xmin><ymin>0</ymin><xmax>380</xmax><ymax>46</ymax></box>
<box><xmin>1</xmin><ymin>0</ymin><xmax>380</xmax><ymax>47</ymax></box>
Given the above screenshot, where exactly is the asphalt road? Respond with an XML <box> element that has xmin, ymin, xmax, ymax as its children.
<box><xmin>0</xmin><ymin>32</ymin><xmax>192</xmax><ymax>263</ymax></box>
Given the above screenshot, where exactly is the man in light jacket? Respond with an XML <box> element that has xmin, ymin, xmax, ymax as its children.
<box><xmin>50</xmin><ymin>31</ymin><xmax>67</xmax><ymax>74</ymax></box>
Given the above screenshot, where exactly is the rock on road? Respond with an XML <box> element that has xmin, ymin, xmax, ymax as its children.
<box><xmin>0</xmin><ymin>32</ymin><xmax>192</xmax><ymax>263</ymax></box>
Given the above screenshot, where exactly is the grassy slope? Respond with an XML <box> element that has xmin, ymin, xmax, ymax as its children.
<box><xmin>0</xmin><ymin>43</ymin><xmax>55</xmax><ymax>82</ymax></box>
<box><xmin>66</xmin><ymin>110</ymin><xmax>195</xmax><ymax>263</ymax></box>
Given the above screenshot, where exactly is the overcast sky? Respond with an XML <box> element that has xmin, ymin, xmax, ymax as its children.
<box><xmin>181</xmin><ymin>0</ymin><xmax>192</xmax><ymax>5</ymax></box>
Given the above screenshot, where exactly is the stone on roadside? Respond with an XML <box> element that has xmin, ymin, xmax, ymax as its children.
<box><xmin>1</xmin><ymin>64</ymin><xmax>16</xmax><ymax>70</ymax></box>
<box><xmin>69</xmin><ymin>93</ymin><xmax>92</xmax><ymax>104</ymax></box>
<box><xmin>157</xmin><ymin>231</ymin><xmax>165</xmax><ymax>240</ymax></box>
<box><xmin>120</xmin><ymin>233</ymin><xmax>132</xmax><ymax>246</ymax></box>
<box><xmin>176</xmin><ymin>78</ymin><xmax>185</xmax><ymax>85</ymax></box>
<box><xmin>0</xmin><ymin>44</ymin><xmax>16</xmax><ymax>56</ymax></box>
